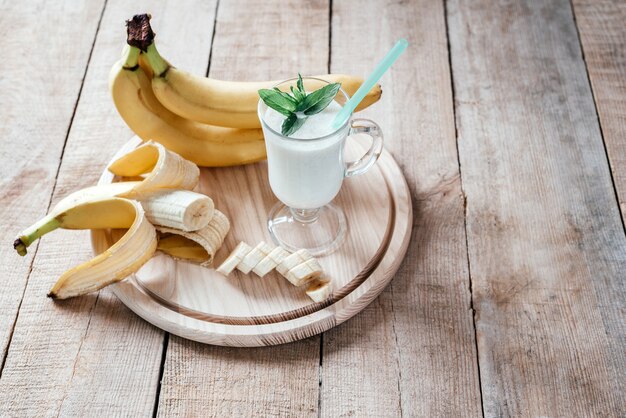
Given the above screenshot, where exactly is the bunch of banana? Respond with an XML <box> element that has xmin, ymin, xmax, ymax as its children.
<box><xmin>216</xmin><ymin>241</ymin><xmax>332</xmax><ymax>302</ymax></box>
<box><xmin>110</xmin><ymin>46</ymin><xmax>267</xmax><ymax>167</ymax></box>
<box><xmin>109</xmin><ymin>14</ymin><xmax>383</xmax><ymax>167</ymax></box>
<box><xmin>14</xmin><ymin>142</ymin><xmax>230</xmax><ymax>299</ymax></box>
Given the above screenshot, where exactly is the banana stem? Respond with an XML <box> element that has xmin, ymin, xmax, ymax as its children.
<box><xmin>143</xmin><ymin>43</ymin><xmax>170</xmax><ymax>78</ymax></box>
<box><xmin>14</xmin><ymin>216</ymin><xmax>61</xmax><ymax>256</ymax></box>
<box><xmin>125</xmin><ymin>13</ymin><xmax>170</xmax><ymax>77</ymax></box>
<box><xmin>122</xmin><ymin>45</ymin><xmax>140</xmax><ymax>69</ymax></box>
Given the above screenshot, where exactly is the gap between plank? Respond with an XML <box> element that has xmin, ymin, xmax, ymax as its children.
<box><xmin>442</xmin><ymin>0</ymin><xmax>485</xmax><ymax>416</ymax></box>
<box><xmin>389</xmin><ymin>290</ymin><xmax>405</xmax><ymax>417</ymax></box>
<box><xmin>568</xmin><ymin>0</ymin><xmax>626</xmax><ymax>237</ymax></box>
<box><xmin>327</xmin><ymin>0</ymin><xmax>332</xmax><ymax>76</ymax></box>
<box><xmin>0</xmin><ymin>0</ymin><xmax>109</xmax><ymax>381</ymax></box>
<box><xmin>152</xmin><ymin>333</ymin><xmax>170</xmax><ymax>418</ymax></box>
<box><xmin>317</xmin><ymin>1</ymin><xmax>333</xmax><ymax>415</ymax></box>
<box><xmin>205</xmin><ymin>0</ymin><xmax>221</xmax><ymax>77</ymax></box>
<box><xmin>317</xmin><ymin>334</ymin><xmax>323</xmax><ymax>418</ymax></box>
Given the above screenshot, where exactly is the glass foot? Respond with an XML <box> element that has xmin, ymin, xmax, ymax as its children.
<box><xmin>267</xmin><ymin>203</ymin><xmax>347</xmax><ymax>256</ymax></box>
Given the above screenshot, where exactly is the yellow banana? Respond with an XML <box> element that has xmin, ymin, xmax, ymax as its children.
<box><xmin>142</xmin><ymin>42</ymin><xmax>382</xmax><ymax>129</ymax></box>
<box><xmin>13</xmin><ymin>197</ymin><xmax>156</xmax><ymax>299</ymax></box>
<box><xmin>108</xmin><ymin>141</ymin><xmax>199</xmax><ymax>194</ymax></box>
<box><xmin>109</xmin><ymin>45</ymin><xmax>267</xmax><ymax>167</ymax></box>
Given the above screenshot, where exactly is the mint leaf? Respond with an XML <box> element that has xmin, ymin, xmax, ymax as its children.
<box><xmin>291</xmin><ymin>86</ymin><xmax>305</xmax><ymax>101</ymax></box>
<box><xmin>297</xmin><ymin>73</ymin><xmax>305</xmax><ymax>94</ymax></box>
<box><xmin>282</xmin><ymin>113</ymin><xmax>307</xmax><ymax>136</ymax></box>
<box><xmin>273</xmin><ymin>87</ymin><xmax>298</xmax><ymax>105</ymax></box>
<box><xmin>258</xmin><ymin>89</ymin><xmax>296</xmax><ymax>116</ymax></box>
<box><xmin>259</xmin><ymin>75</ymin><xmax>341</xmax><ymax>137</ymax></box>
<box><xmin>297</xmin><ymin>82</ymin><xmax>341</xmax><ymax>115</ymax></box>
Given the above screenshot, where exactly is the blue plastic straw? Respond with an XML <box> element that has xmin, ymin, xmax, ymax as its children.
<box><xmin>332</xmin><ymin>38</ymin><xmax>409</xmax><ymax>129</ymax></box>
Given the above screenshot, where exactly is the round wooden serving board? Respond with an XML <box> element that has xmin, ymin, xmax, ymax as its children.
<box><xmin>92</xmin><ymin>136</ymin><xmax>412</xmax><ymax>346</ymax></box>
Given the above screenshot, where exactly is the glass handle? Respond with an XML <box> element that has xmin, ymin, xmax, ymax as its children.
<box><xmin>345</xmin><ymin>118</ymin><xmax>384</xmax><ymax>178</ymax></box>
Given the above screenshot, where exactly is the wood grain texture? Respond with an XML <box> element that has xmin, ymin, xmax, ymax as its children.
<box><xmin>448</xmin><ymin>0</ymin><xmax>626</xmax><ymax>416</ymax></box>
<box><xmin>322</xmin><ymin>0</ymin><xmax>482</xmax><ymax>416</ymax></box>
<box><xmin>156</xmin><ymin>0</ymin><xmax>329</xmax><ymax>415</ymax></box>
<box><xmin>0</xmin><ymin>0</ymin><xmax>217</xmax><ymax>416</ymax></box>
<box><xmin>572</xmin><ymin>0</ymin><xmax>626</xmax><ymax>218</ymax></box>
<box><xmin>161</xmin><ymin>337</ymin><xmax>321</xmax><ymax>416</ymax></box>
<box><xmin>0</xmin><ymin>0</ymin><xmax>105</xmax><ymax>372</ymax></box>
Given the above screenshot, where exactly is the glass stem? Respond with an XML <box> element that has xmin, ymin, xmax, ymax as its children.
<box><xmin>290</xmin><ymin>208</ymin><xmax>320</xmax><ymax>224</ymax></box>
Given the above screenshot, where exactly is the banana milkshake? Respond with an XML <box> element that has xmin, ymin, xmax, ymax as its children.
<box><xmin>262</xmin><ymin>100</ymin><xmax>349</xmax><ymax>210</ymax></box>
<box><xmin>258</xmin><ymin>75</ymin><xmax>383</xmax><ymax>255</ymax></box>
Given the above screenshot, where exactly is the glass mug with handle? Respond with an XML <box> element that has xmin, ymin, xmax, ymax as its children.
<box><xmin>258</xmin><ymin>77</ymin><xmax>383</xmax><ymax>256</ymax></box>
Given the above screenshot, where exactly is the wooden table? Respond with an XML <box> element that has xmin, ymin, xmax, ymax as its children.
<box><xmin>1</xmin><ymin>0</ymin><xmax>624</xmax><ymax>416</ymax></box>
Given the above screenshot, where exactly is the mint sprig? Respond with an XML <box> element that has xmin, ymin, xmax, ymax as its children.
<box><xmin>259</xmin><ymin>74</ymin><xmax>341</xmax><ymax>136</ymax></box>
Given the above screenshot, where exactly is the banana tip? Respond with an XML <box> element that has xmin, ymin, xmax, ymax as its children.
<box><xmin>13</xmin><ymin>238</ymin><xmax>27</xmax><ymax>256</ymax></box>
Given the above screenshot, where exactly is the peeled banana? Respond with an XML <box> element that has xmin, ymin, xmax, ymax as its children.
<box><xmin>109</xmin><ymin>45</ymin><xmax>267</xmax><ymax>167</ymax></box>
<box><xmin>15</xmin><ymin>192</ymin><xmax>136</xmax><ymax>256</ymax></box>
<box><xmin>305</xmin><ymin>279</ymin><xmax>332</xmax><ymax>303</ymax></box>
<box><xmin>216</xmin><ymin>241</ymin><xmax>331</xmax><ymax>301</ymax></box>
<box><xmin>284</xmin><ymin>258</ymin><xmax>324</xmax><ymax>287</ymax></box>
<box><xmin>276</xmin><ymin>249</ymin><xmax>314</xmax><ymax>276</ymax></box>
<box><xmin>13</xmin><ymin>140</ymin><xmax>227</xmax><ymax>298</ymax></box>
<box><xmin>13</xmin><ymin>197</ymin><xmax>157</xmax><ymax>299</ymax></box>
<box><xmin>156</xmin><ymin>210</ymin><xmax>230</xmax><ymax>266</ymax></box>
<box><xmin>237</xmin><ymin>241</ymin><xmax>273</xmax><ymax>274</ymax></box>
<box><xmin>216</xmin><ymin>241</ymin><xmax>252</xmax><ymax>275</ymax></box>
<box><xmin>253</xmin><ymin>246</ymin><xmax>290</xmax><ymax>277</ymax></box>
<box><xmin>17</xmin><ymin>182</ymin><xmax>209</xmax><ymax>241</ymax></box>
<box><xmin>139</xmin><ymin>189</ymin><xmax>214</xmax><ymax>231</ymax></box>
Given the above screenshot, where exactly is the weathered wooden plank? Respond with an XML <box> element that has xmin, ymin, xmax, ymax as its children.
<box><xmin>448</xmin><ymin>0</ymin><xmax>626</xmax><ymax>416</ymax></box>
<box><xmin>322</xmin><ymin>0</ymin><xmax>482</xmax><ymax>416</ymax></box>
<box><xmin>156</xmin><ymin>0</ymin><xmax>328</xmax><ymax>416</ymax></box>
<box><xmin>0</xmin><ymin>1</ymin><xmax>217</xmax><ymax>416</ymax></box>
<box><xmin>0</xmin><ymin>0</ymin><xmax>105</xmax><ymax>372</ymax></box>
<box><xmin>572</xmin><ymin>0</ymin><xmax>626</xmax><ymax>218</ymax></box>
<box><xmin>160</xmin><ymin>337</ymin><xmax>321</xmax><ymax>416</ymax></box>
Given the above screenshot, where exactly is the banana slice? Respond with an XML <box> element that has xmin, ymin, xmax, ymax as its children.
<box><xmin>237</xmin><ymin>241</ymin><xmax>273</xmax><ymax>274</ymax></box>
<box><xmin>205</xmin><ymin>210</ymin><xmax>230</xmax><ymax>239</ymax></box>
<box><xmin>155</xmin><ymin>209</ymin><xmax>230</xmax><ymax>266</ymax></box>
<box><xmin>276</xmin><ymin>249</ymin><xmax>313</xmax><ymax>276</ymax></box>
<box><xmin>305</xmin><ymin>279</ymin><xmax>332</xmax><ymax>302</ymax></box>
<box><xmin>108</xmin><ymin>141</ymin><xmax>199</xmax><ymax>195</ymax></box>
<box><xmin>285</xmin><ymin>258</ymin><xmax>324</xmax><ymax>287</ymax></box>
<box><xmin>216</xmin><ymin>241</ymin><xmax>252</xmax><ymax>276</ymax></box>
<box><xmin>253</xmin><ymin>246</ymin><xmax>290</xmax><ymax>277</ymax></box>
<box><xmin>138</xmin><ymin>189</ymin><xmax>214</xmax><ymax>231</ymax></box>
<box><xmin>45</xmin><ymin>199</ymin><xmax>157</xmax><ymax>299</ymax></box>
